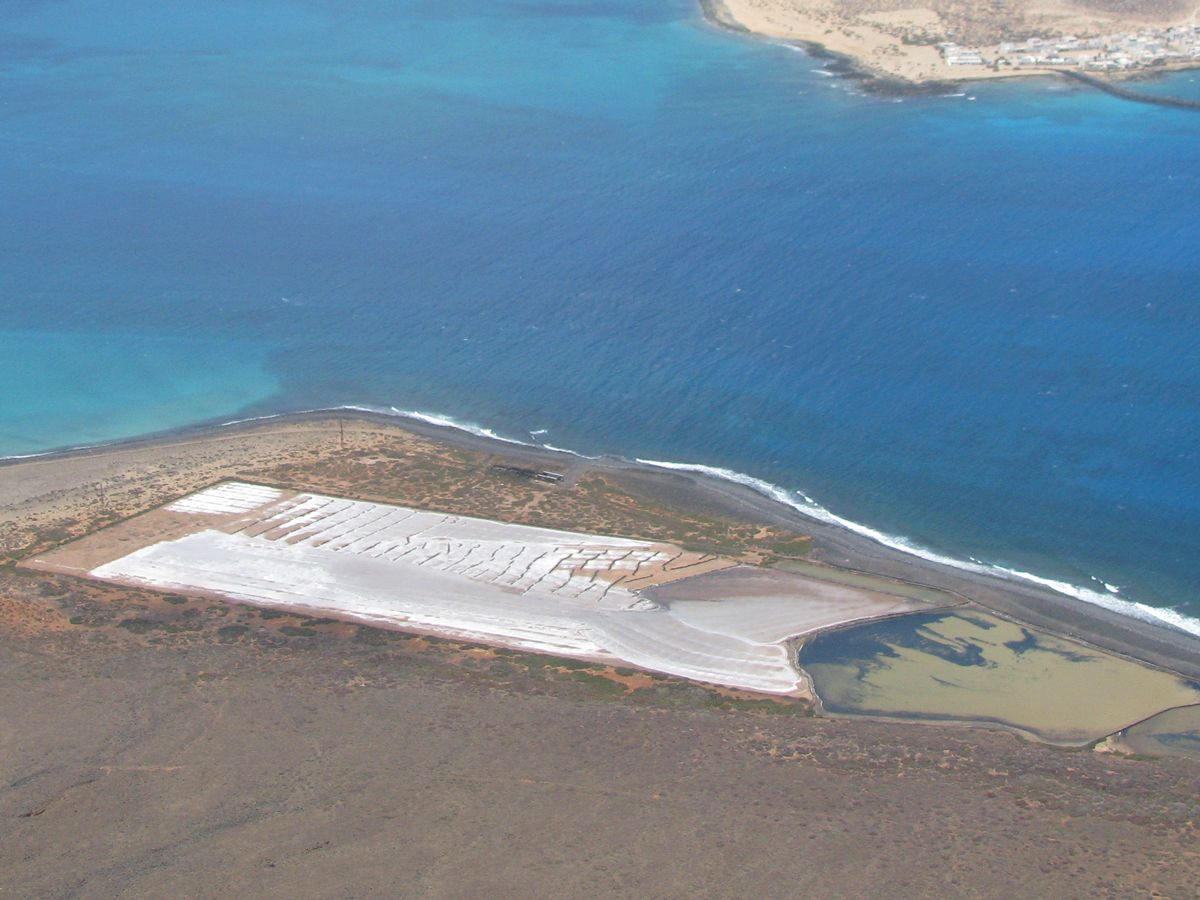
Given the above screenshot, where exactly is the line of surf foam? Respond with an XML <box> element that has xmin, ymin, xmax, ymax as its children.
<box><xmin>0</xmin><ymin>407</ymin><xmax>347</xmax><ymax>462</ymax></box>
<box><xmin>633</xmin><ymin>457</ymin><xmax>1200</xmax><ymax>639</ymax></box>
<box><xmin>0</xmin><ymin>437</ymin><xmax>119</xmax><ymax>461</ymax></box>
<box><xmin>381</xmin><ymin>406</ymin><xmax>535</xmax><ymax>447</ymax></box>
<box><xmin>343</xmin><ymin>408</ymin><xmax>1200</xmax><ymax>639</ymax></box>
<box><xmin>7</xmin><ymin>401</ymin><xmax>1197</xmax><ymax>639</ymax></box>
<box><xmin>348</xmin><ymin>405</ymin><xmax>606</xmax><ymax>460</ymax></box>
<box><xmin>329</xmin><ymin>405</ymin><xmax>605</xmax><ymax>458</ymax></box>
<box><xmin>218</xmin><ymin>403</ymin><xmax>542</xmax><ymax>453</ymax></box>
<box><xmin>241</xmin><ymin>401</ymin><xmax>1197</xmax><ymax>641</ymax></box>
<box><xmin>0</xmin><ymin>403</ymin><xmax>560</xmax><ymax>462</ymax></box>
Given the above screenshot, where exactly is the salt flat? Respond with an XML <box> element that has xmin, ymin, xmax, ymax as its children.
<box><xmin>55</xmin><ymin>482</ymin><xmax>927</xmax><ymax>694</ymax></box>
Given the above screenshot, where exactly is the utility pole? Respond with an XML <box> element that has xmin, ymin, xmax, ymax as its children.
<box><xmin>339</xmin><ymin>419</ymin><xmax>345</xmax><ymax>450</ymax></box>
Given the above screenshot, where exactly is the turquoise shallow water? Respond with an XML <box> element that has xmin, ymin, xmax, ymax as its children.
<box><xmin>1</xmin><ymin>0</ymin><xmax>1198</xmax><ymax>629</ymax></box>
<box><xmin>0</xmin><ymin>330</ymin><xmax>277</xmax><ymax>455</ymax></box>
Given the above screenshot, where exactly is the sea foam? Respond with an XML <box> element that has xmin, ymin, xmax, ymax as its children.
<box><xmin>220</xmin><ymin>406</ymin><xmax>1200</xmax><ymax>639</ymax></box>
<box><xmin>8</xmin><ymin>401</ymin><xmax>1198</xmax><ymax>640</ymax></box>
<box><xmin>632</xmin><ymin>457</ymin><xmax>1200</xmax><ymax>639</ymax></box>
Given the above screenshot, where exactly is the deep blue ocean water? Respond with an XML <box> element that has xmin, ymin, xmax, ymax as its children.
<box><xmin>2</xmin><ymin>0</ymin><xmax>1197</xmax><ymax>629</ymax></box>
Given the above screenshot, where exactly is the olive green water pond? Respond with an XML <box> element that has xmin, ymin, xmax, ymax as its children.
<box><xmin>799</xmin><ymin>611</ymin><xmax>1200</xmax><ymax>745</ymax></box>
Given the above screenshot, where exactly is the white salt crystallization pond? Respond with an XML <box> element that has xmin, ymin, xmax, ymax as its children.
<box><xmin>59</xmin><ymin>482</ymin><xmax>927</xmax><ymax>694</ymax></box>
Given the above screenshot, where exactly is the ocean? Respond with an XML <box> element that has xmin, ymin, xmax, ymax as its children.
<box><xmin>2</xmin><ymin>0</ymin><xmax>1197</xmax><ymax>631</ymax></box>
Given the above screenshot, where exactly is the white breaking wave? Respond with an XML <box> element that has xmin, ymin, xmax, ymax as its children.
<box><xmin>384</xmin><ymin>406</ymin><xmax>535</xmax><ymax>447</ymax></box>
<box><xmin>541</xmin><ymin>443</ymin><xmax>603</xmax><ymax>460</ymax></box>
<box><xmin>334</xmin><ymin>404</ymin><xmax>607</xmax><ymax>461</ymax></box>
<box><xmin>1</xmin><ymin>449</ymin><xmax>74</xmax><ymax>461</ymax></box>
<box><xmin>8</xmin><ymin>402</ymin><xmax>1197</xmax><ymax>639</ymax></box>
<box><xmin>0</xmin><ymin>403</ymin><xmax>534</xmax><ymax>462</ymax></box>
<box><xmin>634</xmin><ymin>457</ymin><xmax>1200</xmax><ymax>639</ymax></box>
<box><xmin>0</xmin><ymin>436</ymin><xmax>133</xmax><ymax>461</ymax></box>
<box><xmin>216</xmin><ymin>404</ymin><xmax>538</xmax><ymax>448</ymax></box>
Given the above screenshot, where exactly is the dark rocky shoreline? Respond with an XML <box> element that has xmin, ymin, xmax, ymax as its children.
<box><xmin>10</xmin><ymin>404</ymin><xmax>1198</xmax><ymax>681</ymax></box>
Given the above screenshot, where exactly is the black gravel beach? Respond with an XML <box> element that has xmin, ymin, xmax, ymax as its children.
<box><xmin>6</xmin><ymin>406</ymin><xmax>1198</xmax><ymax>681</ymax></box>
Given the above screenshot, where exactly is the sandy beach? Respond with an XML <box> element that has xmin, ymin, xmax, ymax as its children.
<box><xmin>4</xmin><ymin>407</ymin><xmax>1198</xmax><ymax>683</ymax></box>
<box><xmin>702</xmin><ymin>0</ymin><xmax>1199</xmax><ymax>87</ymax></box>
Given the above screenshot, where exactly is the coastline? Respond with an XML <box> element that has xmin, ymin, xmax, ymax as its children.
<box><xmin>698</xmin><ymin>0</ymin><xmax>1200</xmax><ymax>96</ymax></box>
<box><xmin>4</xmin><ymin>2</ymin><xmax>1200</xmax><ymax>885</ymax></box>
<box><xmin>698</xmin><ymin>0</ymin><xmax>1042</xmax><ymax>91</ymax></box>
<box><xmin>5</xmin><ymin>405</ymin><xmax>1199</xmax><ymax>682</ymax></box>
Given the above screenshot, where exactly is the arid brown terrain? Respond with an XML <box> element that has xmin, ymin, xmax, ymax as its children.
<box><xmin>2</xmin><ymin>415</ymin><xmax>1198</xmax><ymax>897</ymax></box>
<box><xmin>4</xmin><ymin>572</ymin><xmax>1200</xmax><ymax>896</ymax></box>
